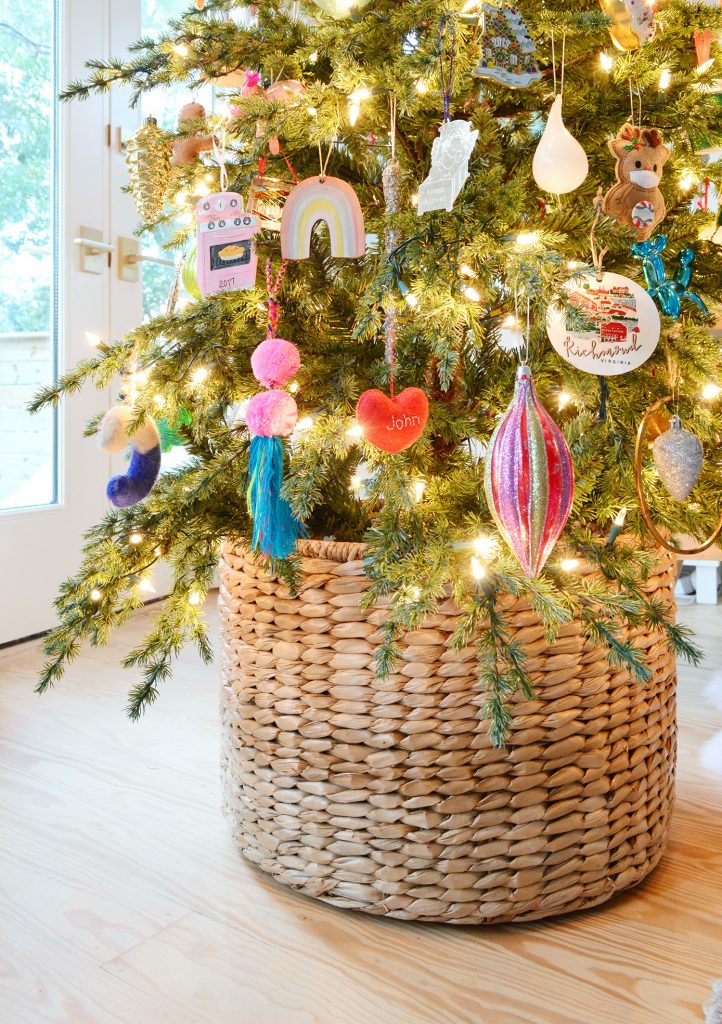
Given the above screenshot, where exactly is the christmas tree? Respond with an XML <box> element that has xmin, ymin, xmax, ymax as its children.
<box><xmin>34</xmin><ymin>0</ymin><xmax>722</xmax><ymax>744</ymax></box>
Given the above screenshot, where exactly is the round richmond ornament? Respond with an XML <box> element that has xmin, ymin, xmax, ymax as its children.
<box><xmin>546</xmin><ymin>271</ymin><xmax>660</xmax><ymax>376</ymax></box>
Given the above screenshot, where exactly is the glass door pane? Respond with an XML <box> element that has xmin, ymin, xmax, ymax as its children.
<box><xmin>0</xmin><ymin>0</ymin><xmax>57</xmax><ymax>510</ymax></box>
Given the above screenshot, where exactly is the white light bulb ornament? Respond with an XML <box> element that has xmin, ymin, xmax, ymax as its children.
<box><xmin>532</xmin><ymin>95</ymin><xmax>588</xmax><ymax>195</ymax></box>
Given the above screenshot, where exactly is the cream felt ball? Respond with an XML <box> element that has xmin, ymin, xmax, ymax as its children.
<box><xmin>250</xmin><ymin>338</ymin><xmax>300</xmax><ymax>389</ymax></box>
<box><xmin>245</xmin><ymin>389</ymin><xmax>298</xmax><ymax>437</ymax></box>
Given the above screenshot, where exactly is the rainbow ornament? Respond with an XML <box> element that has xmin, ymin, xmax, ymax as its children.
<box><xmin>484</xmin><ymin>364</ymin><xmax>574</xmax><ymax>578</ymax></box>
<box><xmin>280</xmin><ymin>175</ymin><xmax>365</xmax><ymax>260</ymax></box>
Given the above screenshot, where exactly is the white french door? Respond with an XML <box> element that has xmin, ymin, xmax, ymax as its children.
<box><xmin>0</xmin><ymin>0</ymin><xmax>142</xmax><ymax>643</ymax></box>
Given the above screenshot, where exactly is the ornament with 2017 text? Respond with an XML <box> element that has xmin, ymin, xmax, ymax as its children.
<box><xmin>546</xmin><ymin>272</ymin><xmax>660</xmax><ymax>376</ymax></box>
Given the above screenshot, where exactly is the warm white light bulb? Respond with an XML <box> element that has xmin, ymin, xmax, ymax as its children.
<box><xmin>346</xmin><ymin>423</ymin><xmax>364</xmax><ymax>440</ymax></box>
<box><xmin>702</xmin><ymin>382</ymin><xmax>721</xmax><ymax>400</ymax></box>
<box><xmin>463</xmin><ymin>285</ymin><xmax>481</xmax><ymax>302</ymax></box>
<box><xmin>410</xmin><ymin>193</ymin><xmax>418</xmax><ymax>208</ymax></box>
<box><xmin>412</xmin><ymin>479</ymin><xmax>426</xmax><ymax>502</ymax></box>
<box><xmin>659</xmin><ymin>68</ymin><xmax>671</xmax><ymax>90</ymax></box>
<box><xmin>188</xmin><ymin>591</ymin><xmax>202</xmax><ymax>607</ymax></box>
<box><xmin>288</xmin><ymin>381</ymin><xmax>299</xmax><ymax>394</ymax></box>
<box><xmin>516</xmin><ymin>231</ymin><xmax>539</xmax><ymax>247</ymax></box>
<box><xmin>470</xmin><ymin>556</ymin><xmax>486</xmax><ymax>580</ymax></box>
<box><xmin>680</xmin><ymin>173</ymin><xmax>696</xmax><ymax>192</ymax></box>
<box><xmin>600</xmin><ymin>52</ymin><xmax>613</xmax><ymax>72</ymax></box>
<box><xmin>173</xmin><ymin>43</ymin><xmax>189</xmax><ymax>57</ymax></box>
<box><xmin>348</xmin><ymin>102</ymin><xmax>360</xmax><ymax>126</ymax></box>
<box><xmin>191</xmin><ymin>367</ymin><xmax>209</xmax><ymax>385</ymax></box>
<box><xmin>309</xmin><ymin>50</ymin><xmax>318</xmax><ymax>63</ymax></box>
<box><xmin>460</xmin><ymin>263</ymin><xmax>477</xmax><ymax>278</ymax></box>
<box><xmin>296</xmin><ymin>416</ymin><xmax>313</xmax><ymax>431</ymax></box>
<box><xmin>404</xmin><ymin>292</ymin><xmax>419</xmax><ymax>308</ymax></box>
<box><xmin>350</xmin><ymin>473</ymin><xmax>362</xmax><ymax>492</ymax></box>
<box><xmin>415</xmin><ymin>79</ymin><xmax>429</xmax><ymax>94</ymax></box>
<box><xmin>90</xmin><ymin>588</ymin><xmax>102</xmax><ymax>602</ymax></box>
<box><xmin>474</xmin><ymin>535</ymin><xmax>498</xmax><ymax>560</ymax></box>
<box><xmin>561</xmin><ymin>558</ymin><xmax>580</xmax><ymax>572</ymax></box>
<box><xmin>614</xmin><ymin>506</ymin><xmax>627</xmax><ymax>528</ymax></box>
<box><xmin>129</xmin><ymin>532</ymin><xmax>143</xmax><ymax>545</ymax></box>
<box><xmin>85</xmin><ymin>332</ymin><xmax>102</xmax><ymax>348</ymax></box>
<box><xmin>558</xmin><ymin>391</ymin><xmax>572</xmax><ymax>410</ymax></box>
<box><xmin>193</xmin><ymin>181</ymin><xmax>211</xmax><ymax>198</ymax></box>
<box><xmin>138</xmin><ymin>578</ymin><xmax>156</xmax><ymax>595</ymax></box>
<box><xmin>307</xmin><ymin>107</ymin><xmax>318</xmax><ymax>117</ymax></box>
<box><xmin>154</xmin><ymin>394</ymin><xmax>166</xmax><ymax>408</ymax></box>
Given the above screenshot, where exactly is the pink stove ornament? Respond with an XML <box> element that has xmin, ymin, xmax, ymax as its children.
<box><xmin>195</xmin><ymin>192</ymin><xmax>260</xmax><ymax>297</ymax></box>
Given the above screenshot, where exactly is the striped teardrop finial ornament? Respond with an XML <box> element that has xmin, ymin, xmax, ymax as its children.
<box><xmin>484</xmin><ymin>364</ymin><xmax>575</xmax><ymax>578</ymax></box>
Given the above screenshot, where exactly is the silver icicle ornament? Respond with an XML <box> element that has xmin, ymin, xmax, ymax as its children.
<box><xmin>651</xmin><ymin>415</ymin><xmax>703</xmax><ymax>502</ymax></box>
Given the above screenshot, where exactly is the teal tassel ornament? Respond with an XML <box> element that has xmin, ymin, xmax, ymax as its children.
<box><xmin>247</xmin><ymin>435</ymin><xmax>305</xmax><ymax>559</ymax></box>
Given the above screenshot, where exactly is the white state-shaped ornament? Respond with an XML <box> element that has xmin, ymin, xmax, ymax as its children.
<box><xmin>417</xmin><ymin>120</ymin><xmax>479</xmax><ymax>215</ymax></box>
<box><xmin>532</xmin><ymin>96</ymin><xmax>588</xmax><ymax>194</ymax></box>
<box><xmin>546</xmin><ymin>271</ymin><xmax>660</xmax><ymax>376</ymax></box>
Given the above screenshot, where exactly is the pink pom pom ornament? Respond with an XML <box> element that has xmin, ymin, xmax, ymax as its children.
<box><xmin>251</xmin><ymin>338</ymin><xmax>300</xmax><ymax>389</ymax></box>
<box><xmin>245</xmin><ymin>389</ymin><xmax>298</xmax><ymax>437</ymax></box>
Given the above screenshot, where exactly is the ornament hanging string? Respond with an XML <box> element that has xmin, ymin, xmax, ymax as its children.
<box><xmin>437</xmin><ymin>15</ymin><xmax>456</xmax><ymax>122</ymax></box>
<box><xmin>317</xmin><ymin>141</ymin><xmax>334</xmax><ymax>182</ymax></box>
<box><xmin>550</xmin><ymin>31</ymin><xmax>567</xmax><ymax>97</ymax></box>
<box><xmin>211</xmin><ymin>131</ymin><xmax>230</xmax><ymax>192</ymax></box>
<box><xmin>513</xmin><ymin>290</ymin><xmax>531</xmax><ymax>365</ymax></box>
<box><xmin>628</xmin><ymin>81</ymin><xmax>642</xmax><ymax>129</ymax></box>
<box><xmin>265</xmin><ymin>258</ymin><xmax>288</xmax><ymax>339</ymax></box>
<box><xmin>589</xmin><ymin>187</ymin><xmax>607</xmax><ymax>282</ymax></box>
<box><xmin>258</xmin><ymin>144</ymin><xmax>298</xmax><ymax>184</ymax></box>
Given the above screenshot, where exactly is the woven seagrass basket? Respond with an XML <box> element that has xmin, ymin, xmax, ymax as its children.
<box><xmin>219</xmin><ymin>538</ymin><xmax>678</xmax><ymax>925</ymax></box>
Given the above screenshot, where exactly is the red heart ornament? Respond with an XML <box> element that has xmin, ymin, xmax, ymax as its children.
<box><xmin>356</xmin><ymin>388</ymin><xmax>428</xmax><ymax>453</ymax></box>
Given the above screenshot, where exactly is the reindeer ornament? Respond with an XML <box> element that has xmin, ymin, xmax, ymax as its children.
<box><xmin>602</xmin><ymin>123</ymin><xmax>669</xmax><ymax>240</ymax></box>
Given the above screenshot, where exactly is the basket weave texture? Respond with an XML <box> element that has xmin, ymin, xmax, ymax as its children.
<box><xmin>220</xmin><ymin>539</ymin><xmax>678</xmax><ymax>924</ymax></box>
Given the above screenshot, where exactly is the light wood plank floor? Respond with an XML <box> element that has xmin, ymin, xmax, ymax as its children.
<box><xmin>1</xmin><ymin>598</ymin><xmax>722</xmax><ymax>1024</ymax></box>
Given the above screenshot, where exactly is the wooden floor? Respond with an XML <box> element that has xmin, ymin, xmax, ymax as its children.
<box><xmin>1</xmin><ymin>598</ymin><xmax>722</xmax><ymax>1024</ymax></box>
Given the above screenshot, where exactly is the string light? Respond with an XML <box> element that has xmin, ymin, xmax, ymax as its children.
<box><xmin>191</xmin><ymin>366</ymin><xmax>209</xmax><ymax>385</ymax></box>
<box><xmin>558</xmin><ymin>391</ymin><xmax>572</xmax><ymax>410</ymax></box>
<box><xmin>193</xmin><ymin>181</ymin><xmax>211</xmax><ymax>198</ymax></box>
<box><xmin>702</xmin><ymin>382</ymin><xmax>721</xmax><ymax>400</ymax></box>
<box><xmin>415</xmin><ymin>79</ymin><xmax>429</xmax><ymax>94</ymax></box>
<box><xmin>289</xmin><ymin>381</ymin><xmax>299</xmax><ymax>394</ymax></box>
<box><xmin>172</xmin><ymin>42</ymin><xmax>190</xmax><ymax>57</ymax></box>
<box><xmin>659</xmin><ymin>68</ymin><xmax>671</xmax><ymax>90</ymax></box>
<box><xmin>462</xmin><ymin>285</ymin><xmax>481</xmax><ymax>302</ymax></box>
<box><xmin>566</xmin><ymin>260</ymin><xmax>583</xmax><ymax>270</ymax></box>
<box><xmin>188</xmin><ymin>591</ymin><xmax>202</xmax><ymax>607</ymax></box>
<box><xmin>410</xmin><ymin>192</ymin><xmax>419</xmax><ymax>207</ymax></box>
<box><xmin>85</xmin><ymin>332</ymin><xmax>102</xmax><ymax>348</ymax></box>
<box><xmin>178</xmin><ymin>210</ymin><xmax>194</xmax><ymax>226</ymax></box>
<box><xmin>137</xmin><ymin>578</ymin><xmax>156</xmax><ymax>595</ymax></box>
<box><xmin>90</xmin><ymin>588</ymin><xmax>102</xmax><ymax>602</ymax></box>
<box><xmin>346</xmin><ymin>423</ymin><xmax>364</xmax><ymax>440</ymax></box>
<box><xmin>307</xmin><ymin>107</ymin><xmax>318</xmax><ymax>117</ymax></box>
<box><xmin>473</xmin><ymin>534</ymin><xmax>498</xmax><ymax>559</ymax></box>
<box><xmin>606</xmin><ymin>506</ymin><xmax>627</xmax><ymax>547</ymax></box>
<box><xmin>516</xmin><ymin>231</ymin><xmax>539</xmax><ymax>247</ymax></box>
<box><xmin>680</xmin><ymin>173</ymin><xmax>696</xmax><ymax>192</ymax></box>
<box><xmin>599</xmin><ymin>52</ymin><xmax>613</xmax><ymax>72</ymax></box>
<box><xmin>309</xmin><ymin>50</ymin><xmax>318</xmax><ymax>63</ymax></box>
<box><xmin>470</xmin><ymin>556</ymin><xmax>486</xmax><ymax>580</ymax></box>
<box><xmin>347</xmin><ymin>86</ymin><xmax>372</xmax><ymax>126</ymax></box>
<box><xmin>154</xmin><ymin>394</ymin><xmax>166</xmax><ymax>408</ymax></box>
<box><xmin>296</xmin><ymin>416</ymin><xmax>313</xmax><ymax>431</ymax></box>
<box><xmin>350</xmin><ymin>473</ymin><xmax>362</xmax><ymax>492</ymax></box>
<box><xmin>399</xmin><ymin>281</ymin><xmax>418</xmax><ymax>307</ymax></box>
<box><xmin>412</xmin><ymin>479</ymin><xmax>426</xmax><ymax>502</ymax></box>
<box><xmin>560</xmin><ymin>558</ymin><xmax>580</xmax><ymax>572</ymax></box>
<box><xmin>129</xmin><ymin>532</ymin><xmax>144</xmax><ymax>545</ymax></box>
<box><xmin>460</xmin><ymin>264</ymin><xmax>478</xmax><ymax>278</ymax></box>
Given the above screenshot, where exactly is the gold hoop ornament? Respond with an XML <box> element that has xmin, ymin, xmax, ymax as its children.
<box><xmin>634</xmin><ymin>395</ymin><xmax>722</xmax><ymax>555</ymax></box>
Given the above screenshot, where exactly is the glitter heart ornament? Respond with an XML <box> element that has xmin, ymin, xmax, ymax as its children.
<box><xmin>651</xmin><ymin>415</ymin><xmax>703</xmax><ymax>502</ymax></box>
<box><xmin>484</xmin><ymin>364</ymin><xmax>575</xmax><ymax>577</ymax></box>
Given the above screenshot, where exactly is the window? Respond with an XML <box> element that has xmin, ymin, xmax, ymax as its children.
<box><xmin>0</xmin><ymin>0</ymin><xmax>58</xmax><ymax>510</ymax></box>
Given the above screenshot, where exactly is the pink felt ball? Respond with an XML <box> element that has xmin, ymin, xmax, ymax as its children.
<box><xmin>250</xmin><ymin>338</ymin><xmax>300</xmax><ymax>389</ymax></box>
<box><xmin>245</xmin><ymin>389</ymin><xmax>298</xmax><ymax>437</ymax></box>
